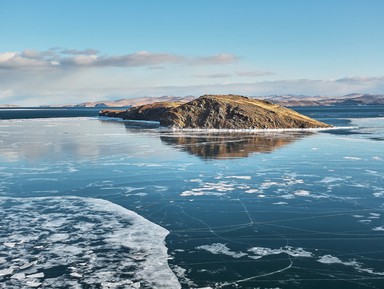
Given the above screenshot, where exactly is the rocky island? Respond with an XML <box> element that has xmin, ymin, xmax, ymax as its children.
<box><xmin>99</xmin><ymin>94</ymin><xmax>331</xmax><ymax>129</ymax></box>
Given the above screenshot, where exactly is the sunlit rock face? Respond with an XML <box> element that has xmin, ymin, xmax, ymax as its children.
<box><xmin>100</xmin><ymin>94</ymin><xmax>332</xmax><ymax>129</ymax></box>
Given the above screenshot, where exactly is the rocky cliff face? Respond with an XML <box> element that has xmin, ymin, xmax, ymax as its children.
<box><xmin>100</xmin><ymin>94</ymin><xmax>331</xmax><ymax>129</ymax></box>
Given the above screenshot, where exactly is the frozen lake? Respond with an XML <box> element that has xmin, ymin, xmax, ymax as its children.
<box><xmin>0</xmin><ymin>106</ymin><xmax>383</xmax><ymax>288</ymax></box>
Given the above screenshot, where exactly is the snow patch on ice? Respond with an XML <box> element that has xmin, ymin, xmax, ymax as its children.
<box><xmin>197</xmin><ymin>243</ymin><xmax>247</xmax><ymax>259</ymax></box>
<box><xmin>318</xmin><ymin>255</ymin><xmax>358</xmax><ymax>266</ymax></box>
<box><xmin>248</xmin><ymin>246</ymin><xmax>313</xmax><ymax>259</ymax></box>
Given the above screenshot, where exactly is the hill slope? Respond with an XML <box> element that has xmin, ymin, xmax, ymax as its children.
<box><xmin>100</xmin><ymin>94</ymin><xmax>331</xmax><ymax>129</ymax></box>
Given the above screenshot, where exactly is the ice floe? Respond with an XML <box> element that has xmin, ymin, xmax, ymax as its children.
<box><xmin>0</xmin><ymin>196</ymin><xmax>181</xmax><ymax>289</ymax></box>
<box><xmin>294</xmin><ymin>190</ymin><xmax>311</xmax><ymax>196</ymax></box>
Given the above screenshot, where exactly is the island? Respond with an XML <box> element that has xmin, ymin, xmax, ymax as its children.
<box><xmin>99</xmin><ymin>94</ymin><xmax>331</xmax><ymax>129</ymax></box>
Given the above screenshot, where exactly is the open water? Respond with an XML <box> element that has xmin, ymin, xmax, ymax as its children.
<box><xmin>0</xmin><ymin>105</ymin><xmax>383</xmax><ymax>288</ymax></box>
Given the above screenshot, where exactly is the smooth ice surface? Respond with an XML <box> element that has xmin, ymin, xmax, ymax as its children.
<box><xmin>0</xmin><ymin>106</ymin><xmax>384</xmax><ymax>288</ymax></box>
<box><xmin>0</xmin><ymin>197</ymin><xmax>180</xmax><ymax>289</ymax></box>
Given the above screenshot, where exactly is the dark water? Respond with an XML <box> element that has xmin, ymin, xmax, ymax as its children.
<box><xmin>0</xmin><ymin>107</ymin><xmax>122</xmax><ymax>119</ymax></box>
<box><xmin>0</xmin><ymin>105</ymin><xmax>383</xmax><ymax>288</ymax></box>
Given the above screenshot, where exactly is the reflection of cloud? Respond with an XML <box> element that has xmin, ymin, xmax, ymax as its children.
<box><xmin>0</xmin><ymin>119</ymin><xmax>104</xmax><ymax>163</ymax></box>
<box><xmin>160</xmin><ymin>132</ymin><xmax>311</xmax><ymax>159</ymax></box>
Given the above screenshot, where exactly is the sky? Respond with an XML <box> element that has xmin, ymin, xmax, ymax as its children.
<box><xmin>1</xmin><ymin>0</ymin><xmax>383</xmax><ymax>106</ymax></box>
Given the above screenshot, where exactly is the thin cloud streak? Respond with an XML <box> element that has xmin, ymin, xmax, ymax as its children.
<box><xmin>236</xmin><ymin>71</ymin><xmax>275</xmax><ymax>77</ymax></box>
<box><xmin>0</xmin><ymin>49</ymin><xmax>238</xmax><ymax>70</ymax></box>
<box><xmin>193</xmin><ymin>73</ymin><xmax>233</xmax><ymax>78</ymax></box>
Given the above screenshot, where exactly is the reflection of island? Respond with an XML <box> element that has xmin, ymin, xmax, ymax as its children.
<box><xmin>160</xmin><ymin>132</ymin><xmax>311</xmax><ymax>159</ymax></box>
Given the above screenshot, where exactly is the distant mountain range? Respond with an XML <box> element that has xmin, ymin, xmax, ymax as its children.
<box><xmin>75</xmin><ymin>95</ymin><xmax>196</xmax><ymax>108</ymax></box>
<box><xmin>262</xmin><ymin>93</ymin><xmax>384</xmax><ymax>106</ymax></box>
<box><xmin>1</xmin><ymin>93</ymin><xmax>383</xmax><ymax>108</ymax></box>
<box><xmin>76</xmin><ymin>93</ymin><xmax>384</xmax><ymax>108</ymax></box>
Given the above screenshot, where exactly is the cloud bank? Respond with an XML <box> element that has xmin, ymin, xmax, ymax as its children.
<box><xmin>1</xmin><ymin>48</ymin><xmax>383</xmax><ymax>106</ymax></box>
<box><xmin>0</xmin><ymin>49</ymin><xmax>238</xmax><ymax>70</ymax></box>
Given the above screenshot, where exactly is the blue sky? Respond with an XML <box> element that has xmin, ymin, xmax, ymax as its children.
<box><xmin>1</xmin><ymin>0</ymin><xmax>383</xmax><ymax>105</ymax></box>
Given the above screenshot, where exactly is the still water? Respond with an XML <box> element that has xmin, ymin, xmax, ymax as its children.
<box><xmin>0</xmin><ymin>106</ymin><xmax>383</xmax><ymax>288</ymax></box>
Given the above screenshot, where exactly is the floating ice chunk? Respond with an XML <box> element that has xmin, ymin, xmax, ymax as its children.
<box><xmin>343</xmin><ymin>156</ymin><xmax>362</xmax><ymax>160</ymax></box>
<box><xmin>260</xmin><ymin>181</ymin><xmax>280</xmax><ymax>189</ymax></box>
<box><xmin>373</xmin><ymin>191</ymin><xmax>384</xmax><ymax>198</ymax></box>
<box><xmin>3</xmin><ymin>242</ymin><xmax>16</xmax><ymax>248</ymax></box>
<box><xmin>197</xmin><ymin>243</ymin><xmax>247</xmax><ymax>259</ymax></box>
<box><xmin>372</xmin><ymin>226</ymin><xmax>384</xmax><ymax>231</ymax></box>
<box><xmin>273</xmin><ymin>202</ymin><xmax>288</xmax><ymax>205</ymax></box>
<box><xmin>19</xmin><ymin>261</ymin><xmax>37</xmax><ymax>270</ymax></box>
<box><xmin>0</xmin><ymin>268</ymin><xmax>14</xmax><ymax>276</ymax></box>
<box><xmin>70</xmin><ymin>272</ymin><xmax>82</xmax><ymax>278</ymax></box>
<box><xmin>358</xmin><ymin>219</ymin><xmax>372</xmax><ymax>223</ymax></box>
<box><xmin>134</xmin><ymin>192</ymin><xmax>148</xmax><ymax>197</ymax></box>
<box><xmin>11</xmin><ymin>272</ymin><xmax>26</xmax><ymax>280</ymax></box>
<box><xmin>47</xmin><ymin>233</ymin><xmax>70</xmax><ymax>242</ymax></box>
<box><xmin>280</xmin><ymin>194</ymin><xmax>295</xmax><ymax>199</ymax></box>
<box><xmin>181</xmin><ymin>190</ymin><xmax>209</xmax><ymax>196</ymax></box>
<box><xmin>365</xmin><ymin>169</ymin><xmax>378</xmax><ymax>174</ymax></box>
<box><xmin>25</xmin><ymin>281</ymin><xmax>42</xmax><ymax>287</ymax></box>
<box><xmin>319</xmin><ymin>177</ymin><xmax>344</xmax><ymax>183</ymax></box>
<box><xmin>245</xmin><ymin>189</ymin><xmax>260</xmax><ymax>194</ymax></box>
<box><xmin>27</xmin><ymin>272</ymin><xmax>44</xmax><ymax>278</ymax></box>
<box><xmin>294</xmin><ymin>190</ymin><xmax>311</xmax><ymax>196</ymax></box>
<box><xmin>225</xmin><ymin>175</ymin><xmax>252</xmax><ymax>180</ymax></box>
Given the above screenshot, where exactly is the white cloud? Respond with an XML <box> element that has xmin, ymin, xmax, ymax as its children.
<box><xmin>236</xmin><ymin>70</ymin><xmax>275</xmax><ymax>77</ymax></box>
<box><xmin>194</xmin><ymin>53</ymin><xmax>239</xmax><ymax>65</ymax></box>
<box><xmin>60</xmin><ymin>48</ymin><xmax>100</xmax><ymax>55</ymax></box>
<box><xmin>193</xmin><ymin>73</ymin><xmax>232</xmax><ymax>78</ymax></box>
<box><xmin>1</xmin><ymin>48</ymin><xmax>383</xmax><ymax>106</ymax></box>
<box><xmin>0</xmin><ymin>51</ymin><xmax>49</xmax><ymax>70</ymax></box>
<box><xmin>0</xmin><ymin>49</ymin><xmax>238</xmax><ymax>70</ymax></box>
